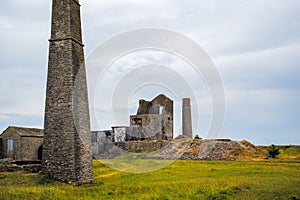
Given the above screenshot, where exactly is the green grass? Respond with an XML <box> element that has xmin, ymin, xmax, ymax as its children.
<box><xmin>0</xmin><ymin>158</ymin><xmax>300</xmax><ymax>200</ymax></box>
<box><xmin>278</xmin><ymin>145</ymin><xmax>300</xmax><ymax>160</ymax></box>
<box><xmin>0</xmin><ymin>145</ymin><xmax>300</xmax><ymax>199</ymax></box>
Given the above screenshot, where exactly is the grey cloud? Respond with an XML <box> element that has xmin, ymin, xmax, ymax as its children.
<box><xmin>217</xmin><ymin>43</ymin><xmax>300</xmax><ymax>90</ymax></box>
<box><xmin>0</xmin><ymin>0</ymin><xmax>299</xmax><ymax>144</ymax></box>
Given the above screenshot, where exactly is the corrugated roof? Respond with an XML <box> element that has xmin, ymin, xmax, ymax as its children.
<box><xmin>1</xmin><ymin>126</ymin><xmax>44</xmax><ymax>137</ymax></box>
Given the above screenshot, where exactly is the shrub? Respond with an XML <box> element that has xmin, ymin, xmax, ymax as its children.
<box><xmin>194</xmin><ymin>134</ymin><xmax>201</xmax><ymax>140</ymax></box>
<box><xmin>266</xmin><ymin>144</ymin><xmax>280</xmax><ymax>158</ymax></box>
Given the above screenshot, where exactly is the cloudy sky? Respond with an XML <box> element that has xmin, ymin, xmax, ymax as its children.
<box><xmin>0</xmin><ymin>0</ymin><xmax>299</xmax><ymax>145</ymax></box>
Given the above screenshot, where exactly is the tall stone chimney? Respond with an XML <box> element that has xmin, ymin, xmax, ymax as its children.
<box><xmin>182</xmin><ymin>98</ymin><xmax>193</xmax><ymax>138</ymax></box>
<box><xmin>43</xmin><ymin>0</ymin><xmax>94</xmax><ymax>184</ymax></box>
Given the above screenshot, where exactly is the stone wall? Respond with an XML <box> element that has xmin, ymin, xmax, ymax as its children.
<box><xmin>118</xmin><ymin>140</ymin><xmax>170</xmax><ymax>152</ymax></box>
<box><xmin>1</xmin><ymin>131</ymin><xmax>20</xmax><ymax>160</ymax></box>
<box><xmin>0</xmin><ymin>159</ymin><xmax>18</xmax><ymax>172</ymax></box>
<box><xmin>0</xmin><ymin>159</ymin><xmax>42</xmax><ymax>173</ymax></box>
<box><xmin>137</xmin><ymin>100</ymin><xmax>152</xmax><ymax>115</ymax></box>
<box><xmin>20</xmin><ymin>137</ymin><xmax>43</xmax><ymax>160</ymax></box>
<box><xmin>130</xmin><ymin>115</ymin><xmax>165</xmax><ymax>139</ymax></box>
<box><xmin>91</xmin><ymin>131</ymin><xmax>107</xmax><ymax>157</ymax></box>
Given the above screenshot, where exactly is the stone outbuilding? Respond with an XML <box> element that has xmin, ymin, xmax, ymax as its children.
<box><xmin>0</xmin><ymin>126</ymin><xmax>43</xmax><ymax>161</ymax></box>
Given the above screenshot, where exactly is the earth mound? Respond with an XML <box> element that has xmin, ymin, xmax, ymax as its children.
<box><xmin>178</xmin><ymin>139</ymin><xmax>264</xmax><ymax>160</ymax></box>
<box><xmin>105</xmin><ymin>139</ymin><xmax>265</xmax><ymax>161</ymax></box>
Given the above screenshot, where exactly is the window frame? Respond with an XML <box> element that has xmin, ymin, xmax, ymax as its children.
<box><xmin>7</xmin><ymin>138</ymin><xmax>13</xmax><ymax>151</ymax></box>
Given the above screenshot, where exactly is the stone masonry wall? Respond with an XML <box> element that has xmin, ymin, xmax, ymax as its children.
<box><xmin>118</xmin><ymin>140</ymin><xmax>170</xmax><ymax>152</ymax></box>
<box><xmin>1</xmin><ymin>132</ymin><xmax>21</xmax><ymax>160</ymax></box>
<box><xmin>20</xmin><ymin>137</ymin><xmax>43</xmax><ymax>161</ymax></box>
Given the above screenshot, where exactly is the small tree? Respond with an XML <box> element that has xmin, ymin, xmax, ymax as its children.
<box><xmin>266</xmin><ymin>144</ymin><xmax>280</xmax><ymax>158</ymax></box>
<box><xmin>194</xmin><ymin>134</ymin><xmax>201</xmax><ymax>140</ymax></box>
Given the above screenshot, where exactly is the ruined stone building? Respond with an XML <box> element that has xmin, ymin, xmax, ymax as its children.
<box><xmin>0</xmin><ymin>126</ymin><xmax>43</xmax><ymax>161</ymax></box>
<box><xmin>91</xmin><ymin>94</ymin><xmax>174</xmax><ymax>146</ymax></box>
<box><xmin>130</xmin><ymin>94</ymin><xmax>173</xmax><ymax>140</ymax></box>
<box><xmin>0</xmin><ymin>95</ymin><xmax>192</xmax><ymax>162</ymax></box>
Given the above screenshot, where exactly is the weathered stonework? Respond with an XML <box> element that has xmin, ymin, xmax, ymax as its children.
<box><xmin>182</xmin><ymin>98</ymin><xmax>193</xmax><ymax>138</ymax></box>
<box><xmin>118</xmin><ymin>140</ymin><xmax>169</xmax><ymax>152</ymax></box>
<box><xmin>130</xmin><ymin>94</ymin><xmax>173</xmax><ymax>140</ymax></box>
<box><xmin>43</xmin><ymin>0</ymin><xmax>94</xmax><ymax>184</ymax></box>
<box><xmin>0</xmin><ymin>159</ymin><xmax>42</xmax><ymax>173</ymax></box>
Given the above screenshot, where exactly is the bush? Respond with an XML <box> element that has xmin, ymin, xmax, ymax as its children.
<box><xmin>194</xmin><ymin>135</ymin><xmax>202</xmax><ymax>140</ymax></box>
<box><xmin>266</xmin><ymin>144</ymin><xmax>280</xmax><ymax>158</ymax></box>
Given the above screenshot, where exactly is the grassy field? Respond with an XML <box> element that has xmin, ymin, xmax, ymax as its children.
<box><xmin>0</xmin><ymin>146</ymin><xmax>299</xmax><ymax>200</ymax></box>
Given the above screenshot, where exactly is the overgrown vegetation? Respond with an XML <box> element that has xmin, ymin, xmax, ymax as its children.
<box><xmin>261</xmin><ymin>145</ymin><xmax>300</xmax><ymax>160</ymax></box>
<box><xmin>266</xmin><ymin>144</ymin><xmax>280</xmax><ymax>158</ymax></box>
<box><xmin>0</xmin><ymin>146</ymin><xmax>299</xmax><ymax>199</ymax></box>
<box><xmin>194</xmin><ymin>134</ymin><xmax>201</xmax><ymax>140</ymax></box>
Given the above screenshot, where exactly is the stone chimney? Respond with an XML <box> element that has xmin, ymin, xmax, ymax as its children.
<box><xmin>43</xmin><ymin>0</ymin><xmax>94</xmax><ymax>185</ymax></box>
<box><xmin>182</xmin><ymin>98</ymin><xmax>193</xmax><ymax>138</ymax></box>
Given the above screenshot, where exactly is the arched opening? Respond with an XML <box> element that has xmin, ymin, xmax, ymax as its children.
<box><xmin>38</xmin><ymin>145</ymin><xmax>43</xmax><ymax>160</ymax></box>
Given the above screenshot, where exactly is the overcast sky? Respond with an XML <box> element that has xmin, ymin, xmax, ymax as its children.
<box><xmin>0</xmin><ymin>0</ymin><xmax>299</xmax><ymax>145</ymax></box>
